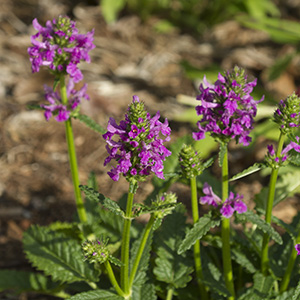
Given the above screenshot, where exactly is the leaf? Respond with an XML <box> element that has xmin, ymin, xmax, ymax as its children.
<box><xmin>69</xmin><ymin>289</ymin><xmax>123</xmax><ymax>300</ymax></box>
<box><xmin>288</xmin><ymin>152</ymin><xmax>300</xmax><ymax>166</ymax></box>
<box><xmin>153</xmin><ymin>206</ymin><xmax>193</xmax><ymax>289</ymax></box>
<box><xmin>230</xmin><ymin>163</ymin><xmax>266</xmax><ymax>181</ymax></box>
<box><xmin>235</xmin><ymin>210</ymin><xmax>282</xmax><ymax>244</ymax></box>
<box><xmin>100</xmin><ymin>0</ymin><xmax>126</xmax><ymax>23</ymax></box>
<box><xmin>74</xmin><ymin>113</ymin><xmax>106</xmax><ymax>134</ymax></box>
<box><xmin>132</xmin><ymin>282</ymin><xmax>157</xmax><ymax>300</ymax></box>
<box><xmin>178</xmin><ymin>211</ymin><xmax>220</xmax><ymax>254</ymax></box>
<box><xmin>80</xmin><ymin>185</ymin><xmax>125</xmax><ymax>218</ymax></box>
<box><xmin>255</xmin><ymin>171</ymin><xmax>300</xmax><ymax>210</ymax></box>
<box><xmin>231</xmin><ymin>248</ymin><xmax>257</xmax><ymax>274</ymax></box>
<box><xmin>0</xmin><ymin>270</ymin><xmax>60</xmax><ymax>293</ymax></box>
<box><xmin>23</xmin><ymin>225</ymin><xmax>100</xmax><ymax>284</ymax></box>
<box><xmin>293</xmin><ymin>279</ymin><xmax>300</xmax><ymax>300</ymax></box>
<box><xmin>132</xmin><ymin>202</ymin><xmax>178</xmax><ymax>218</ymax></box>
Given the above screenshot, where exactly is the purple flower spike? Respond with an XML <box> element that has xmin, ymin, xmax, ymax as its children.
<box><xmin>41</xmin><ymin>78</ymin><xmax>89</xmax><ymax>122</ymax></box>
<box><xmin>103</xmin><ymin>95</ymin><xmax>171</xmax><ymax>182</ymax></box>
<box><xmin>193</xmin><ymin>66</ymin><xmax>263</xmax><ymax>146</ymax></box>
<box><xmin>28</xmin><ymin>16</ymin><xmax>95</xmax><ymax>82</ymax></box>
<box><xmin>295</xmin><ymin>244</ymin><xmax>300</xmax><ymax>255</ymax></box>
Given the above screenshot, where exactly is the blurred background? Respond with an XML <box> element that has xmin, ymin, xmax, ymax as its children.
<box><xmin>1</xmin><ymin>0</ymin><xmax>300</xmax><ymax>298</ymax></box>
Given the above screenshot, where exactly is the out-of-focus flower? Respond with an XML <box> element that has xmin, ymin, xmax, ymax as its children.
<box><xmin>103</xmin><ymin>95</ymin><xmax>171</xmax><ymax>182</ymax></box>
<box><xmin>295</xmin><ymin>244</ymin><xmax>300</xmax><ymax>255</ymax></box>
<box><xmin>28</xmin><ymin>16</ymin><xmax>95</xmax><ymax>82</ymax></box>
<box><xmin>200</xmin><ymin>183</ymin><xmax>247</xmax><ymax>218</ymax></box>
<box><xmin>41</xmin><ymin>78</ymin><xmax>89</xmax><ymax>122</ymax></box>
<box><xmin>273</xmin><ymin>92</ymin><xmax>300</xmax><ymax>134</ymax></box>
<box><xmin>193</xmin><ymin>66</ymin><xmax>263</xmax><ymax>146</ymax></box>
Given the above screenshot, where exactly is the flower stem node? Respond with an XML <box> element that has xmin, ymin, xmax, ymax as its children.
<box><xmin>82</xmin><ymin>238</ymin><xmax>110</xmax><ymax>265</ymax></box>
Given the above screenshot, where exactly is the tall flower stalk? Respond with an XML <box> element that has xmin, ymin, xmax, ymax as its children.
<box><xmin>28</xmin><ymin>16</ymin><xmax>95</xmax><ymax>223</ymax></box>
<box><xmin>194</xmin><ymin>67</ymin><xmax>262</xmax><ymax>299</ymax></box>
<box><xmin>261</xmin><ymin>93</ymin><xmax>300</xmax><ymax>275</ymax></box>
<box><xmin>179</xmin><ymin>145</ymin><xmax>208</xmax><ymax>299</ymax></box>
<box><xmin>103</xmin><ymin>96</ymin><xmax>172</xmax><ymax>296</ymax></box>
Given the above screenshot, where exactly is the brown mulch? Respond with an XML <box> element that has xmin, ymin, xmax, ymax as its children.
<box><xmin>1</xmin><ymin>0</ymin><xmax>300</xmax><ymax>299</ymax></box>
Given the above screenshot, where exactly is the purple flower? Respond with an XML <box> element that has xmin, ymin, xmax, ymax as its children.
<box><xmin>103</xmin><ymin>95</ymin><xmax>171</xmax><ymax>182</ymax></box>
<box><xmin>200</xmin><ymin>182</ymin><xmax>222</xmax><ymax>207</ymax></box>
<box><xmin>200</xmin><ymin>183</ymin><xmax>247</xmax><ymax>218</ymax></box>
<box><xmin>41</xmin><ymin>78</ymin><xmax>89</xmax><ymax>122</ymax></box>
<box><xmin>273</xmin><ymin>93</ymin><xmax>300</xmax><ymax>134</ymax></box>
<box><xmin>28</xmin><ymin>16</ymin><xmax>95</xmax><ymax>82</ymax></box>
<box><xmin>295</xmin><ymin>244</ymin><xmax>300</xmax><ymax>255</ymax></box>
<box><xmin>193</xmin><ymin>67</ymin><xmax>263</xmax><ymax>146</ymax></box>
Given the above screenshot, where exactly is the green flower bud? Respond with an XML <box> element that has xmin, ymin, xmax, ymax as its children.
<box><xmin>178</xmin><ymin>144</ymin><xmax>204</xmax><ymax>179</ymax></box>
<box><xmin>152</xmin><ymin>192</ymin><xmax>177</xmax><ymax>219</ymax></box>
<box><xmin>82</xmin><ymin>238</ymin><xmax>110</xmax><ymax>264</ymax></box>
<box><xmin>273</xmin><ymin>92</ymin><xmax>300</xmax><ymax>134</ymax></box>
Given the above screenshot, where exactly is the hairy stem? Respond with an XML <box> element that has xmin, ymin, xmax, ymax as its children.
<box><xmin>221</xmin><ymin>147</ymin><xmax>235</xmax><ymax>300</ymax></box>
<box><xmin>190</xmin><ymin>176</ymin><xmax>209</xmax><ymax>300</ymax></box>
<box><xmin>129</xmin><ymin>214</ymin><xmax>155</xmax><ymax>288</ymax></box>
<box><xmin>104</xmin><ymin>260</ymin><xmax>126</xmax><ymax>297</ymax></box>
<box><xmin>120</xmin><ymin>182</ymin><xmax>136</xmax><ymax>294</ymax></box>
<box><xmin>279</xmin><ymin>229</ymin><xmax>300</xmax><ymax>292</ymax></box>
<box><xmin>60</xmin><ymin>76</ymin><xmax>87</xmax><ymax>224</ymax></box>
<box><xmin>261</xmin><ymin>132</ymin><xmax>285</xmax><ymax>275</ymax></box>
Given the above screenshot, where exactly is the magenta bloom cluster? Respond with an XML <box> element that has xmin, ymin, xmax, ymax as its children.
<box><xmin>103</xmin><ymin>96</ymin><xmax>172</xmax><ymax>182</ymax></box>
<box><xmin>200</xmin><ymin>182</ymin><xmax>247</xmax><ymax>218</ymax></box>
<box><xmin>193</xmin><ymin>67</ymin><xmax>263</xmax><ymax>146</ymax></box>
<box><xmin>28</xmin><ymin>16</ymin><xmax>95</xmax><ymax>82</ymax></box>
<box><xmin>266</xmin><ymin>137</ymin><xmax>300</xmax><ymax>167</ymax></box>
<box><xmin>41</xmin><ymin>78</ymin><xmax>89</xmax><ymax>122</ymax></box>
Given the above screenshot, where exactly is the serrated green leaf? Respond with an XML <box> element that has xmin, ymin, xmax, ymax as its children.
<box><xmin>178</xmin><ymin>212</ymin><xmax>220</xmax><ymax>254</ymax></box>
<box><xmin>275</xmin><ymin>289</ymin><xmax>295</xmax><ymax>300</ymax></box>
<box><xmin>231</xmin><ymin>248</ymin><xmax>257</xmax><ymax>274</ymax></box>
<box><xmin>74</xmin><ymin>113</ymin><xmax>106</xmax><ymax>134</ymax></box>
<box><xmin>23</xmin><ymin>225</ymin><xmax>100</xmax><ymax>284</ymax></box>
<box><xmin>153</xmin><ymin>206</ymin><xmax>193</xmax><ymax>289</ymax></box>
<box><xmin>132</xmin><ymin>282</ymin><xmax>157</xmax><ymax>300</ymax></box>
<box><xmin>0</xmin><ymin>270</ymin><xmax>60</xmax><ymax>293</ymax></box>
<box><xmin>288</xmin><ymin>152</ymin><xmax>300</xmax><ymax>166</ymax></box>
<box><xmin>236</xmin><ymin>210</ymin><xmax>282</xmax><ymax>244</ymax></box>
<box><xmin>48</xmin><ymin>221</ymin><xmax>83</xmax><ymax>241</ymax></box>
<box><xmin>252</xmin><ymin>272</ymin><xmax>274</xmax><ymax>298</ymax></box>
<box><xmin>230</xmin><ymin>163</ymin><xmax>266</xmax><ymax>181</ymax></box>
<box><xmin>132</xmin><ymin>202</ymin><xmax>178</xmax><ymax>218</ymax></box>
<box><xmin>80</xmin><ymin>185</ymin><xmax>125</xmax><ymax>217</ymax></box>
<box><xmin>69</xmin><ymin>289</ymin><xmax>123</xmax><ymax>300</ymax></box>
<box><xmin>293</xmin><ymin>279</ymin><xmax>300</xmax><ymax>300</ymax></box>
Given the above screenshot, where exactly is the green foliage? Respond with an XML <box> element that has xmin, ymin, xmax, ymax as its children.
<box><xmin>255</xmin><ymin>171</ymin><xmax>300</xmax><ymax>210</ymax></box>
<box><xmin>292</xmin><ymin>279</ymin><xmax>300</xmax><ymax>300</ymax></box>
<box><xmin>23</xmin><ymin>225</ymin><xmax>100</xmax><ymax>284</ymax></box>
<box><xmin>0</xmin><ymin>270</ymin><xmax>60</xmax><ymax>293</ymax></box>
<box><xmin>235</xmin><ymin>210</ymin><xmax>282</xmax><ymax>245</ymax></box>
<box><xmin>100</xmin><ymin>0</ymin><xmax>126</xmax><ymax>23</ymax></box>
<box><xmin>74</xmin><ymin>113</ymin><xmax>106</xmax><ymax>134</ymax></box>
<box><xmin>268</xmin><ymin>53</ymin><xmax>296</xmax><ymax>81</ymax></box>
<box><xmin>69</xmin><ymin>289</ymin><xmax>123</xmax><ymax>300</ymax></box>
<box><xmin>178</xmin><ymin>211</ymin><xmax>220</xmax><ymax>254</ymax></box>
<box><xmin>153</xmin><ymin>206</ymin><xmax>193</xmax><ymax>290</ymax></box>
<box><xmin>80</xmin><ymin>185</ymin><xmax>125</xmax><ymax>218</ymax></box>
<box><xmin>230</xmin><ymin>162</ymin><xmax>266</xmax><ymax>181</ymax></box>
<box><xmin>132</xmin><ymin>282</ymin><xmax>157</xmax><ymax>300</ymax></box>
<box><xmin>231</xmin><ymin>248</ymin><xmax>257</xmax><ymax>274</ymax></box>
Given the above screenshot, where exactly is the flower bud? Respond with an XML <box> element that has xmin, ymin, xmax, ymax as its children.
<box><xmin>82</xmin><ymin>238</ymin><xmax>110</xmax><ymax>264</ymax></box>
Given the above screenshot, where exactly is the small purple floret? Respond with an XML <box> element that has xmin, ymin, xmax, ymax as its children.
<box><xmin>295</xmin><ymin>244</ymin><xmax>300</xmax><ymax>255</ymax></box>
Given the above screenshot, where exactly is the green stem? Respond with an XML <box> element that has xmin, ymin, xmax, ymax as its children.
<box><xmin>129</xmin><ymin>214</ymin><xmax>155</xmax><ymax>288</ymax></box>
<box><xmin>166</xmin><ymin>287</ymin><xmax>174</xmax><ymax>300</ymax></box>
<box><xmin>190</xmin><ymin>176</ymin><xmax>209</xmax><ymax>300</ymax></box>
<box><xmin>104</xmin><ymin>260</ymin><xmax>126</xmax><ymax>297</ymax></box>
<box><xmin>60</xmin><ymin>76</ymin><xmax>87</xmax><ymax>224</ymax></box>
<box><xmin>280</xmin><ymin>229</ymin><xmax>300</xmax><ymax>293</ymax></box>
<box><xmin>120</xmin><ymin>182</ymin><xmax>136</xmax><ymax>294</ymax></box>
<box><xmin>261</xmin><ymin>132</ymin><xmax>285</xmax><ymax>275</ymax></box>
<box><xmin>221</xmin><ymin>147</ymin><xmax>235</xmax><ymax>300</ymax></box>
